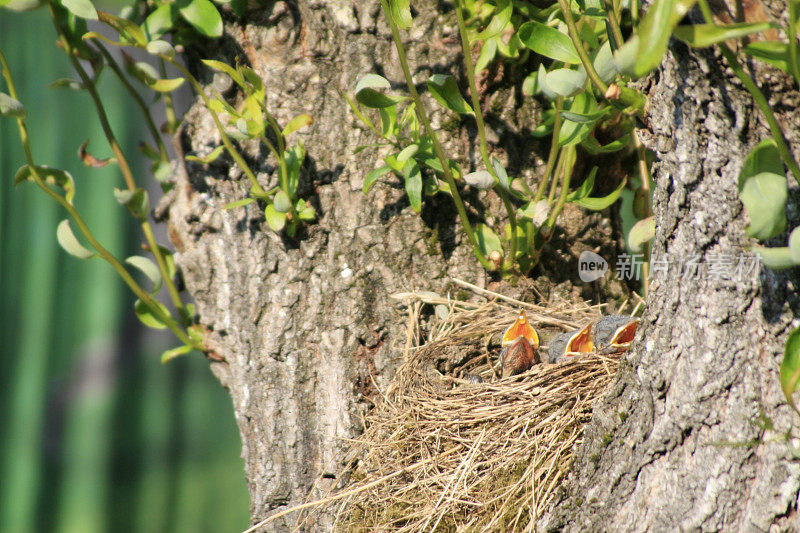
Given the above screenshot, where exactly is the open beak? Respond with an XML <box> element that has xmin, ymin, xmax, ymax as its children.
<box><xmin>502</xmin><ymin>310</ymin><xmax>539</xmax><ymax>349</ymax></box>
<box><xmin>500</xmin><ymin>310</ymin><xmax>540</xmax><ymax>377</ymax></box>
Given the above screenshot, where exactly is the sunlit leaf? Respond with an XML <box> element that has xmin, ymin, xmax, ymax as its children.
<box><xmin>545</xmin><ymin>68</ymin><xmax>587</xmax><ymax>97</ymax></box>
<box><xmin>98</xmin><ymin>11</ymin><xmax>147</xmax><ymax>45</ymax></box>
<box><xmin>630</xmin><ymin>0</ymin><xmax>698</xmax><ymax>77</ymax></box>
<box><xmin>740</xmin><ymin>172</ymin><xmax>787</xmax><ymax>240</ymax></box>
<box><xmin>134</xmin><ymin>298</ymin><xmax>170</xmax><ymax>330</ymax></box>
<box><xmin>574</xmin><ymin>178</ymin><xmax>627</xmax><ymax>210</ymax></box>
<box><xmin>403</xmin><ymin>160</ymin><xmax>422</xmax><ymax>213</ymax></box>
<box><xmin>145</xmin><ymin>39</ymin><xmax>175</xmax><ymax>58</ymax></box>
<box><xmin>427</xmin><ymin>74</ymin><xmax>474</xmax><ymax>116</ymax></box>
<box><xmin>142</xmin><ymin>3</ymin><xmax>176</xmax><ymax>40</ymax></box>
<box><xmin>475</xmin><ymin>223</ymin><xmax>502</xmax><ymax>256</ymax></box>
<box><xmin>628</xmin><ymin>216</ymin><xmax>656</xmax><ymax>252</ymax></box>
<box><xmin>751</xmin><ymin>245</ymin><xmax>797</xmax><ymax>270</ymax></box>
<box><xmin>475</xmin><ymin>37</ymin><xmax>498</xmax><ymax>72</ymax></box>
<box><xmin>0</xmin><ymin>92</ymin><xmax>25</xmax><ymax>118</ymax></box>
<box><xmin>673</xmin><ymin>21</ymin><xmax>777</xmax><ymax>48</ymax></box>
<box><xmin>186</xmin><ymin>145</ymin><xmax>225</xmax><ymax>163</ymax></box>
<box><xmin>295</xmin><ymin>198</ymin><xmax>316</xmax><ymax>221</ymax></box>
<box><xmin>273</xmin><ymin>190</ymin><xmax>292</xmax><ymax>213</ymax></box>
<box><xmin>126</xmin><ymin>255</ymin><xmax>162</xmax><ymax>292</ymax></box>
<box><xmin>177</xmin><ymin>0</ymin><xmax>223</xmax><ymax>37</ymax></box>
<box><xmin>355</xmin><ymin>73</ymin><xmax>400</xmax><ymax>108</ymax></box>
<box><xmin>739</xmin><ymin>138</ymin><xmax>784</xmax><ymax>189</ymax></box>
<box><xmin>56</xmin><ymin>219</ymin><xmax>95</xmax><ymax>259</ymax></box>
<box><xmin>389</xmin><ymin>0</ymin><xmax>412</xmax><ymax>29</ymax></box>
<box><xmin>781</xmin><ymin>327</ymin><xmax>800</xmax><ymax>411</ymax></box>
<box><xmin>363</xmin><ymin>164</ymin><xmax>393</xmax><ymax>193</ymax></box>
<box><xmin>147</xmin><ymin>77</ymin><xmax>185</xmax><ymax>92</ymax></box>
<box><xmin>114</xmin><ymin>187</ymin><xmax>150</xmax><ymax>220</ymax></box>
<box><xmin>464</xmin><ymin>169</ymin><xmax>495</xmax><ymax>190</ymax></box>
<box><xmin>265</xmin><ymin>203</ymin><xmax>287</xmax><ymax>231</ymax></box>
<box><xmin>744</xmin><ymin>41</ymin><xmax>797</xmax><ymax>73</ymax></box>
<box><xmin>477</xmin><ymin>0</ymin><xmax>512</xmax><ymax>40</ymax></box>
<box><xmin>518</xmin><ymin>21</ymin><xmax>580</xmax><ymax>63</ymax></box>
<box><xmin>492</xmin><ymin>157</ymin><xmax>509</xmax><ymax>191</ymax></box>
<box><xmin>224</xmin><ymin>197</ymin><xmax>256</xmax><ymax>209</ymax></box>
<box><xmin>161</xmin><ymin>344</ymin><xmax>194</xmax><ymax>363</ymax></box>
<box><xmin>61</xmin><ymin>0</ymin><xmax>97</xmax><ymax>20</ymax></box>
<box><xmin>282</xmin><ymin>113</ymin><xmax>313</xmax><ymax>136</ymax></box>
<box><xmin>397</xmin><ymin>143</ymin><xmax>419</xmax><ymax>162</ymax></box>
<box><xmin>14</xmin><ymin>165</ymin><xmax>76</xmax><ymax>204</ymax></box>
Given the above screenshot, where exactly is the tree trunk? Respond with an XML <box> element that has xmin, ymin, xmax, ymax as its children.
<box><xmin>160</xmin><ymin>1</ymin><xmax>613</xmax><ymax>529</ymax></box>
<box><xmin>541</xmin><ymin>10</ymin><xmax>800</xmax><ymax>532</ymax></box>
<box><xmin>163</xmin><ymin>0</ymin><xmax>800</xmax><ymax>530</ymax></box>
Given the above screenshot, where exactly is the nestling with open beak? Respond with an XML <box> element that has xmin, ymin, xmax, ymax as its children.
<box><xmin>546</xmin><ymin>315</ymin><xmax>639</xmax><ymax>364</ymax></box>
<box><xmin>499</xmin><ymin>310</ymin><xmax>540</xmax><ymax>377</ymax></box>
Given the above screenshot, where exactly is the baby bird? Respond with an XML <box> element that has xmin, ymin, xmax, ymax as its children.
<box><xmin>499</xmin><ymin>310</ymin><xmax>540</xmax><ymax>377</ymax></box>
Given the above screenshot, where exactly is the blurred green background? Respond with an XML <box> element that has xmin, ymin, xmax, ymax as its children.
<box><xmin>0</xmin><ymin>10</ymin><xmax>250</xmax><ymax>533</ymax></box>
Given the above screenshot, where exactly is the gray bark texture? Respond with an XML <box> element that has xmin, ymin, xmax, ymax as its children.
<box><xmin>541</xmin><ymin>4</ymin><xmax>800</xmax><ymax>532</ymax></box>
<box><xmin>162</xmin><ymin>0</ymin><xmax>800</xmax><ymax>531</ymax></box>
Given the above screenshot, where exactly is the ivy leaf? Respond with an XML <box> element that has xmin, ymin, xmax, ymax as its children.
<box><xmin>518</xmin><ymin>21</ymin><xmax>580</xmax><ymax>64</ymax></box>
<box><xmin>363</xmin><ymin>164</ymin><xmax>393</xmax><ymax>193</ymax></box>
<box><xmin>672</xmin><ymin>21</ymin><xmax>777</xmax><ymax>48</ymax></box>
<box><xmin>781</xmin><ymin>327</ymin><xmax>800</xmax><ymax>411</ymax></box>
<box><xmin>125</xmin><ymin>255</ymin><xmax>163</xmax><ymax>292</ymax></box>
<box><xmin>403</xmin><ymin>160</ymin><xmax>422</xmax><ymax>213</ymax></box>
<box><xmin>15</xmin><ymin>165</ymin><xmax>76</xmax><ymax>204</ymax></box>
<box><xmin>389</xmin><ymin>0</ymin><xmax>412</xmax><ymax>29</ymax></box>
<box><xmin>134</xmin><ymin>298</ymin><xmax>170</xmax><ymax>330</ymax></box>
<box><xmin>282</xmin><ymin>114</ymin><xmax>313</xmax><ymax>137</ymax></box>
<box><xmin>475</xmin><ymin>223</ymin><xmax>502</xmax><ymax>256</ymax></box>
<box><xmin>56</xmin><ymin>220</ymin><xmax>95</xmax><ymax>259</ymax></box>
<box><xmin>427</xmin><ymin>74</ymin><xmax>474</xmax><ymax>116</ymax></box>
<box><xmin>0</xmin><ymin>92</ymin><xmax>26</xmax><ymax>118</ymax></box>
<box><xmin>739</xmin><ymin>172</ymin><xmax>787</xmax><ymax>240</ymax></box>
<box><xmin>161</xmin><ymin>344</ymin><xmax>194</xmax><ymax>363</ymax></box>
<box><xmin>574</xmin><ymin>178</ymin><xmax>627</xmax><ymax>210</ymax></box>
<box><xmin>177</xmin><ymin>0</ymin><xmax>223</xmax><ymax>37</ymax></box>
<box><xmin>61</xmin><ymin>0</ymin><xmax>98</xmax><ymax>20</ymax></box>
<box><xmin>628</xmin><ymin>216</ymin><xmax>656</xmax><ymax>252</ymax></box>
<box><xmin>355</xmin><ymin>73</ymin><xmax>400</xmax><ymax>109</ymax></box>
<box><xmin>477</xmin><ymin>0</ymin><xmax>512</xmax><ymax>41</ymax></box>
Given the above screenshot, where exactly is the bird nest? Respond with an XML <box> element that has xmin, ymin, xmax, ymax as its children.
<box><xmin>252</xmin><ymin>281</ymin><xmax>634</xmax><ymax>532</ymax></box>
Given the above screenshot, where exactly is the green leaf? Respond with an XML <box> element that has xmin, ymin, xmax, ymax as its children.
<box><xmin>403</xmin><ymin>160</ymin><xmax>422</xmax><ymax>213</ymax></box>
<box><xmin>518</xmin><ymin>21</ymin><xmax>580</xmax><ymax>64</ymax></box>
<box><xmin>134</xmin><ymin>298</ymin><xmax>170</xmax><ymax>330</ymax></box>
<box><xmin>56</xmin><ymin>220</ymin><xmax>95</xmax><ymax>259</ymax></box>
<box><xmin>201</xmin><ymin>59</ymin><xmax>245</xmax><ymax>87</ymax></box>
<box><xmin>545</xmin><ymin>68</ymin><xmax>587</xmax><ymax>97</ymax></box>
<box><xmin>186</xmin><ymin>145</ymin><xmax>225</xmax><ymax>163</ymax></box>
<box><xmin>492</xmin><ymin>157</ymin><xmax>509</xmax><ymax>191</ymax></box>
<box><xmin>161</xmin><ymin>344</ymin><xmax>194</xmax><ymax>363</ymax></box>
<box><xmin>48</xmin><ymin>78</ymin><xmax>84</xmax><ymax>91</ymax></box>
<box><xmin>284</xmin><ymin>142</ymin><xmax>305</xmax><ymax>197</ymax></box>
<box><xmin>560</xmin><ymin>107</ymin><xmax>608</xmax><ymax>124</ymax></box>
<box><xmin>740</xmin><ymin>172</ymin><xmax>787</xmax><ymax>240</ymax></box>
<box><xmin>628</xmin><ymin>216</ymin><xmax>656</xmax><ymax>252</ymax></box>
<box><xmin>15</xmin><ymin>165</ymin><xmax>77</xmax><ymax>204</ymax></box>
<box><xmin>379</xmin><ymin>105</ymin><xmax>398</xmax><ymax>138</ymax></box>
<box><xmin>97</xmin><ymin>11</ymin><xmax>146</xmax><ymax>46</ymax></box>
<box><xmin>363</xmin><ymin>164</ymin><xmax>393</xmax><ymax>193</ymax></box>
<box><xmin>224</xmin><ymin>197</ymin><xmax>256</xmax><ymax>209</ymax></box>
<box><xmin>790</xmin><ymin>227</ymin><xmax>800</xmax><ymax>263</ymax></box>
<box><xmin>283</xmin><ymin>113</ymin><xmax>313</xmax><ymax>137</ymax></box>
<box><xmin>273</xmin><ymin>190</ymin><xmax>292</xmax><ymax>213</ymax></box>
<box><xmin>152</xmin><ymin>160</ymin><xmax>172</xmax><ymax>183</ymax></box>
<box><xmin>61</xmin><ymin>0</ymin><xmax>97</xmax><ymax>20</ymax></box>
<box><xmin>536</xmin><ymin>64</ymin><xmax>558</xmax><ymax>100</ymax></box>
<box><xmin>464</xmin><ymin>169</ymin><xmax>495</xmax><ymax>190</ymax></box>
<box><xmin>581</xmin><ymin>133</ymin><xmax>632</xmax><ymax>154</ymax></box>
<box><xmin>125</xmin><ymin>255</ymin><xmax>163</xmax><ymax>292</ymax></box>
<box><xmin>475</xmin><ymin>223</ymin><xmax>502</xmax><ymax>256</ymax></box>
<box><xmin>355</xmin><ymin>73</ymin><xmax>399</xmax><ymax>108</ymax></box>
<box><xmin>397</xmin><ymin>143</ymin><xmax>419</xmax><ymax>162</ymax></box>
<box><xmin>477</xmin><ymin>0</ymin><xmax>512</xmax><ymax>40</ymax></box>
<box><xmin>295</xmin><ymin>198</ymin><xmax>316</xmax><ymax>221</ymax></box>
<box><xmin>142</xmin><ymin>4</ymin><xmax>176</xmax><ymax>40</ymax></box>
<box><xmin>475</xmin><ymin>37</ymin><xmax>498</xmax><ymax>72</ymax></box>
<box><xmin>427</xmin><ymin>74</ymin><xmax>474</xmax><ymax>116</ymax></box>
<box><xmin>593</xmin><ymin>41</ymin><xmax>618</xmax><ymax>84</ymax></box>
<box><xmin>145</xmin><ymin>39</ymin><xmax>175</xmax><ymax>58</ymax></box>
<box><xmin>744</xmin><ymin>41</ymin><xmax>797</xmax><ymax>73</ymax></box>
<box><xmin>178</xmin><ymin>0</ymin><xmax>223</xmax><ymax>37</ymax></box>
<box><xmin>630</xmin><ymin>0</ymin><xmax>698</xmax><ymax>77</ymax></box>
<box><xmin>575</xmin><ymin>178</ymin><xmax>627</xmax><ymax>210</ymax></box>
<box><xmin>781</xmin><ymin>327</ymin><xmax>800</xmax><ymax>411</ymax></box>
<box><xmin>751</xmin><ymin>245</ymin><xmax>797</xmax><ymax>270</ymax></box>
<box><xmin>114</xmin><ymin>187</ymin><xmax>150</xmax><ymax>220</ymax></box>
<box><xmin>157</xmin><ymin>245</ymin><xmax>176</xmax><ymax>281</ymax></box>
<box><xmin>147</xmin><ymin>77</ymin><xmax>185</xmax><ymax>92</ymax></box>
<box><xmin>559</xmin><ymin>91</ymin><xmax>596</xmax><ymax>146</ymax></box>
<box><xmin>0</xmin><ymin>92</ymin><xmax>25</xmax><ymax>118</ymax></box>
<box><xmin>566</xmin><ymin>166</ymin><xmax>598</xmax><ymax>201</ymax></box>
<box><xmin>265</xmin><ymin>204</ymin><xmax>287</xmax><ymax>231</ymax></box>
<box><xmin>389</xmin><ymin>0</ymin><xmax>412</xmax><ymax>29</ymax></box>
<box><xmin>672</xmin><ymin>21</ymin><xmax>777</xmax><ymax>48</ymax></box>
<box><xmin>739</xmin><ymin>138</ymin><xmax>784</xmax><ymax>189</ymax></box>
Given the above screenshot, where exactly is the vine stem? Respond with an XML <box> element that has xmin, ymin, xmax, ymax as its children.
<box><xmin>165</xmin><ymin>59</ymin><xmax>267</xmax><ymax>196</ymax></box>
<box><xmin>53</xmin><ymin>16</ymin><xmax>185</xmax><ymax>314</ymax></box>
<box><xmin>534</xmin><ymin>97</ymin><xmax>564</xmax><ymax>204</ymax></box>
<box><xmin>557</xmin><ymin>0</ymin><xmax>609</xmax><ymax>94</ymax></box>
<box><xmin>379</xmin><ymin>0</ymin><xmax>493</xmax><ymax>271</ymax></box>
<box><xmin>454</xmin><ymin>0</ymin><xmax>518</xmax><ymax>266</ymax></box>
<box><xmin>0</xmin><ymin>46</ymin><xmax>196</xmax><ymax>350</ymax></box>
<box><xmin>696</xmin><ymin>0</ymin><xmax>800</xmax><ymax>183</ymax></box>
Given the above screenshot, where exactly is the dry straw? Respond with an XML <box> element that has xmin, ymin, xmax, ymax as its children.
<box><xmin>248</xmin><ymin>280</ymin><xmax>622</xmax><ymax>532</ymax></box>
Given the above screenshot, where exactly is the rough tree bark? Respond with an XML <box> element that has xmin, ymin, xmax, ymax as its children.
<box><xmin>161</xmin><ymin>0</ymin><xmax>800</xmax><ymax>531</ymax></box>
<box><xmin>541</xmin><ymin>3</ymin><xmax>800</xmax><ymax>531</ymax></box>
